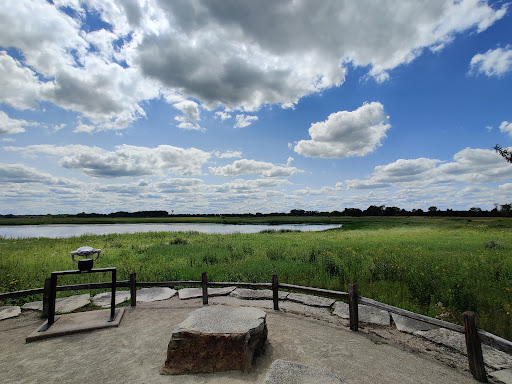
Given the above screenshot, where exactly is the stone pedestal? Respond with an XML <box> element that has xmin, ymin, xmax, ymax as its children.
<box><xmin>161</xmin><ymin>306</ymin><xmax>267</xmax><ymax>375</ymax></box>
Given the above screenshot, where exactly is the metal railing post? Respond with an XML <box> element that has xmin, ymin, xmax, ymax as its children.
<box><xmin>42</xmin><ymin>277</ymin><xmax>51</xmax><ymax>318</ymax></box>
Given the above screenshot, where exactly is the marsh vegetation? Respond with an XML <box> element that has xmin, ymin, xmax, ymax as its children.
<box><xmin>1</xmin><ymin>216</ymin><xmax>511</xmax><ymax>340</ymax></box>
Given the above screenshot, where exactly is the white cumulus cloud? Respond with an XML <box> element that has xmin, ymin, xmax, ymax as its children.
<box><xmin>469</xmin><ymin>46</ymin><xmax>512</xmax><ymax>76</ymax></box>
<box><xmin>346</xmin><ymin>148</ymin><xmax>512</xmax><ymax>190</ymax></box>
<box><xmin>209</xmin><ymin>159</ymin><xmax>302</xmax><ymax>178</ymax></box>
<box><xmin>214</xmin><ymin>150</ymin><xmax>242</xmax><ymax>159</ymax></box>
<box><xmin>215</xmin><ymin>111</ymin><xmax>232</xmax><ymax>120</ymax></box>
<box><xmin>234</xmin><ymin>114</ymin><xmax>258</xmax><ymax>129</ymax></box>
<box><xmin>499</xmin><ymin>121</ymin><xmax>512</xmax><ymax>137</ymax></box>
<box><xmin>294</xmin><ymin>102</ymin><xmax>390</xmax><ymax>158</ymax></box>
<box><xmin>5</xmin><ymin>144</ymin><xmax>211</xmax><ymax>178</ymax></box>
<box><xmin>0</xmin><ymin>111</ymin><xmax>37</xmax><ymax>135</ymax></box>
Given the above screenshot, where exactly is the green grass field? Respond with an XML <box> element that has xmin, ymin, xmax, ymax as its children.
<box><xmin>1</xmin><ymin>216</ymin><xmax>511</xmax><ymax>340</ymax></box>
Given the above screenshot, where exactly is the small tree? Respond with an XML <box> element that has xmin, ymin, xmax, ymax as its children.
<box><xmin>494</xmin><ymin>145</ymin><xmax>512</xmax><ymax>163</ymax></box>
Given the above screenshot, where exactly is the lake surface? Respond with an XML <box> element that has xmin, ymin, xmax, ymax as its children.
<box><xmin>0</xmin><ymin>223</ymin><xmax>342</xmax><ymax>239</ymax></box>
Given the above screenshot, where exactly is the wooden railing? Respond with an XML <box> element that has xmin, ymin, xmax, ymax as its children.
<box><xmin>2</xmin><ymin>271</ymin><xmax>511</xmax><ymax>382</ymax></box>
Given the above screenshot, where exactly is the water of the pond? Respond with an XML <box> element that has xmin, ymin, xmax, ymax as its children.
<box><xmin>0</xmin><ymin>223</ymin><xmax>342</xmax><ymax>239</ymax></box>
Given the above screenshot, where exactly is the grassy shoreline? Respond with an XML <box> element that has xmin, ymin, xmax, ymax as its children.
<box><xmin>1</xmin><ymin>217</ymin><xmax>511</xmax><ymax>340</ymax></box>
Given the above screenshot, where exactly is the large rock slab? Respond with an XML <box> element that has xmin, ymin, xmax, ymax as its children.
<box><xmin>332</xmin><ymin>302</ymin><xmax>390</xmax><ymax>326</ymax></box>
<box><xmin>0</xmin><ymin>306</ymin><xmax>21</xmax><ymax>320</ymax></box>
<box><xmin>178</xmin><ymin>286</ymin><xmax>235</xmax><ymax>300</ymax></box>
<box><xmin>415</xmin><ymin>328</ymin><xmax>512</xmax><ymax>370</ymax></box>
<box><xmin>210</xmin><ymin>296</ymin><xmax>275</xmax><ymax>310</ymax></box>
<box><xmin>22</xmin><ymin>294</ymin><xmax>90</xmax><ymax>313</ymax></box>
<box><xmin>489</xmin><ymin>368</ymin><xmax>512</xmax><ymax>384</ymax></box>
<box><xmin>136</xmin><ymin>287</ymin><xmax>176</xmax><ymax>302</ymax></box>
<box><xmin>286</xmin><ymin>292</ymin><xmax>335</xmax><ymax>308</ymax></box>
<box><xmin>92</xmin><ymin>291</ymin><xmax>130</xmax><ymax>308</ymax></box>
<box><xmin>279</xmin><ymin>301</ymin><xmax>332</xmax><ymax>320</ymax></box>
<box><xmin>391</xmin><ymin>313</ymin><xmax>440</xmax><ymax>333</ymax></box>
<box><xmin>230</xmin><ymin>288</ymin><xmax>289</xmax><ymax>300</ymax></box>
<box><xmin>263</xmin><ymin>359</ymin><xmax>344</xmax><ymax>384</ymax></box>
<box><xmin>161</xmin><ymin>306</ymin><xmax>267</xmax><ymax>375</ymax></box>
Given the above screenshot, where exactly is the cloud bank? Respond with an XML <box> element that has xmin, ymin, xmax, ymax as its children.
<box><xmin>0</xmin><ymin>0</ymin><xmax>506</xmax><ymax>130</ymax></box>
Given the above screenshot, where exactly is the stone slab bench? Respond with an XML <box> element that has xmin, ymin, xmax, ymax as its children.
<box><xmin>161</xmin><ymin>306</ymin><xmax>267</xmax><ymax>375</ymax></box>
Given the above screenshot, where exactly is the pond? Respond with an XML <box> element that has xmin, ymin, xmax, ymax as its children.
<box><xmin>0</xmin><ymin>223</ymin><xmax>342</xmax><ymax>239</ymax></box>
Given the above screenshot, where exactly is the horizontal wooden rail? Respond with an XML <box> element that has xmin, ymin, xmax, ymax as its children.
<box><xmin>0</xmin><ymin>288</ymin><xmax>45</xmax><ymax>300</ymax></box>
<box><xmin>0</xmin><ymin>281</ymin><xmax>131</xmax><ymax>300</ymax></box>
<box><xmin>135</xmin><ymin>281</ymin><xmax>201</xmax><ymax>288</ymax></box>
<box><xmin>56</xmin><ymin>281</ymin><xmax>130</xmax><ymax>291</ymax></box>
<box><xmin>478</xmin><ymin>329</ymin><xmax>512</xmax><ymax>355</ymax></box>
<box><xmin>279</xmin><ymin>283</ymin><xmax>349</xmax><ymax>300</ymax></box>
<box><xmin>209</xmin><ymin>282</ymin><xmax>271</xmax><ymax>289</ymax></box>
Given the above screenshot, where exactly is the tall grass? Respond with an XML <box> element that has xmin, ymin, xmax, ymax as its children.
<box><xmin>1</xmin><ymin>217</ymin><xmax>511</xmax><ymax>340</ymax></box>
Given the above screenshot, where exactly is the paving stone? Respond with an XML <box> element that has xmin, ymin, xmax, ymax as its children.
<box><xmin>332</xmin><ymin>301</ymin><xmax>390</xmax><ymax>326</ymax></box>
<box><xmin>178</xmin><ymin>286</ymin><xmax>235</xmax><ymax>300</ymax></box>
<box><xmin>0</xmin><ymin>306</ymin><xmax>21</xmax><ymax>320</ymax></box>
<box><xmin>391</xmin><ymin>313</ymin><xmax>440</xmax><ymax>333</ymax></box>
<box><xmin>489</xmin><ymin>368</ymin><xmax>512</xmax><ymax>384</ymax></box>
<box><xmin>161</xmin><ymin>306</ymin><xmax>267</xmax><ymax>375</ymax></box>
<box><xmin>21</xmin><ymin>294</ymin><xmax>90</xmax><ymax>313</ymax></box>
<box><xmin>483</xmin><ymin>348</ymin><xmax>512</xmax><ymax>371</ymax></box>
<box><xmin>136</xmin><ymin>287</ymin><xmax>176</xmax><ymax>302</ymax></box>
<box><xmin>415</xmin><ymin>328</ymin><xmax>465</xmax><ymax>353</ymax></box>
<box><xmin>279</xmin><ymin>301</ymin><xmax>332</xmax><ymax>320</ymax></box>
<box><xmin>210</xmin><ymin>296</ymin><xmax>275</xmax><ymax>310</ymax></box>
<box><xmin>286</xmin><ymin>292</ymin><xmax>335</xmax><ymax>308</ymax></box>
<box><xmin>230</xmin><ymin>288</ymin><xmax>289</xmax><ymax>300</ymax></box>
<box><xmin>92</xmin><ymin>291</ymin><xmax>131</xmax><ymax>308</ymax></box>
<box><xmin>263</xmin><ymin>359</ymin><xmax>345</xmax><ymax>384</ymax></box>
<box><xmin>415</xmin><ymin>328</ymin><xmax>512</xmax><ymax>371</ymax></box>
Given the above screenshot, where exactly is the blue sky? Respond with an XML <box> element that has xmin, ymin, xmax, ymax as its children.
<box><xmin>1</xmin><ymin>0</ymin><xmax>512</xmax><ymax>214</ymax></box>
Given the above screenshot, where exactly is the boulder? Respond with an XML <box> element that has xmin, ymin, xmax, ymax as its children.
<box><xmin>263</xmin><ymin>359</ymin><xmax>345</xmax><ymax>384</ymax></box>
<box><xmin>161</xmin><ymin>306</ymin><xmax>267</xmax><ymax>375</ymax></box>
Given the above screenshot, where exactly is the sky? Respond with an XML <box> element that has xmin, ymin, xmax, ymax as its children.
<box><xmin>1</xmin><ymin>0</ymin><xmax>512</xmax><ymax>215</ymax></box>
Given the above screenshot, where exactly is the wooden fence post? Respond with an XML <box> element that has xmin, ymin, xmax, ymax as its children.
<box><xmin>130</xmin><ymin>272</ymin><xmax>137</xmax><ymax>307</ymax></box>
<box><xmin>463</xmin><ymin>311</ymin><xmax>487</xmax><ymax>382</ymax></box>
<box><xmin>272</xmin><ymin>274</ymin><xmax>279</xmax><ymax>311</ymax></box>
<box><xmin>349</xmin><ymin>283</ymin><xmax>359</xmax><ymax>332</ymax></box>
<box><xmin>42</xmin><ymin>277</ymin><xmax>51</xmax><ymax>318</ymax></box>
<box><xmin>202</xmin><ymin>272</ymin><xmax>208</xmax><ymax>305</ymax></box>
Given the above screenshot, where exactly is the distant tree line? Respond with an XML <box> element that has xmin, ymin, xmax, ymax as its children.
<box><xmin>2</xmin><ymin>205</ymin><xmax>511</xmax><ymax>219</ymax></box>
<box><xmin>284</xmin><ymin>205</ymin><xmax>511</xmax><ymax>217</ymax></box>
